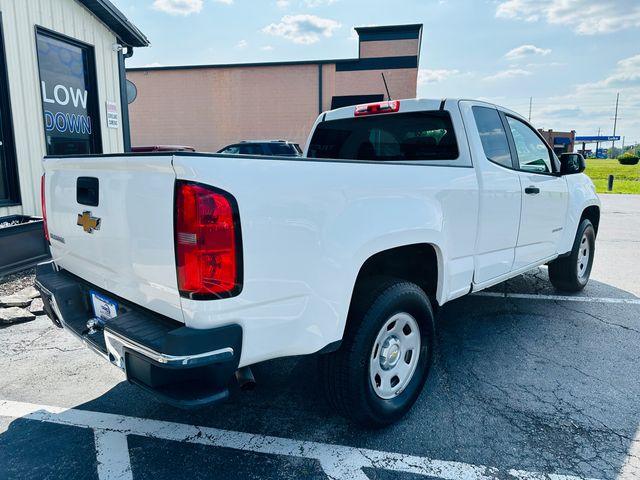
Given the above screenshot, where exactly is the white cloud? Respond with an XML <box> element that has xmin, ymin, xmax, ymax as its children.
<box><xmin>537</xmin><ymin>106</ymin><xmax>584</xmax><ymax>118</ymax></box>
<box><xmin>505</xmin><ymin>44</ymin><xmax>551</xmax><ymax>60</ymax></box>
<box><xmin>263</xmin><ymin>15</ymin><xmax>340</xmax><ymax>44</ymax></box>
<box><xmin>618</xmin><ymin>54</ymin><xmax>640</xmax><ymax>71</ymax></box>
<box><xmin>484</xmin><ymin>69</ymin><xmax>532</xmax><ymax>81</ymax></box>
<box><xmin>214</xmin><ymin>0</ymin><xmax>233</xmax><ymax>4</ymax></box>
<box><xmin>261</xmin><ymin>45</ymin><xmax>274</xmax><ymax>51</ymax></box>
<box><xmin>524</xmin><ymin>62</ymin><xmax>565</xmax><ymax>69</ymax></box>
<box><xmin>235</xmin><ymin>39</ymin><xmax>248</xmax><ymax>48</ymax></box>
<box><xmin>496</xmin><ymin>0</ymin><xmax>640</xmax><ymax>35</ymax></box>
<box><xmin>153</xmin><ymin>0</ymin><xmax>202</xmax><ymax>15</ymax></box>
<box><xmin>304</xmin><ymin>0</ymin><xmax>337</xmax><ymax>6</ymax></box>
<box><xmin>418</xmin><ymin>69</ymin><xmax>460</xmax><ymax>84</ymax></box>
<box><xmin>276</xmin><ymin>0</ymin><xmax>289</xmax><ymax>6</ymax></box>
<box><xmin>579</xmin><ymin>54</ymin><xmax>640</xmax><ymax>90</ymax></box>
<box><xmin>476</xmin><ymin>52</ymin><xmax>640</xmax><ymax>137</ymax></box>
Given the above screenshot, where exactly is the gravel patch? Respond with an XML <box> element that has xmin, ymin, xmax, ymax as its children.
<box><xmin>0</xmin><ymin>306</ymin><xmax>36</xmax><ymax>325</ymax></box>
<box><xmin>0</xmin><ymin>268</ymin><xmax>35</xmax><ymax>296</ymax></box>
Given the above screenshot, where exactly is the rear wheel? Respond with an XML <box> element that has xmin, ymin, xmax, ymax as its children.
<box><xmin>319</xmin><ymin>278</ymin><xmax>435</xmax><ymax>428</ymax></box>
<box><xmin>548</xmin><ymin>219</ymin><xmax>595</xmax><ymax>292</ymax></box>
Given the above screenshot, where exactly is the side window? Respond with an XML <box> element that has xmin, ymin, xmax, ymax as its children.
<box><xmin>237</xmin><ymin>145</ymin><xmax>263</xmax><ymax>155</ymax></box>
<box><xmin>506</xmin><ymin>117</ymin><xmax>553</xmax><ymax>173</ymax></box>
<box><xmin>221</xmin><ymin>146</ymin><xmax>240</xmax><ymax>154</ymax></box>
<box><xmin>472</xmin><ymin>106</ymin><xmax>512</xmax><ymax>168</ymax></box>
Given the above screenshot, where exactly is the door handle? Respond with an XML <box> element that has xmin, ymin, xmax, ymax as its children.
<box><xmin>525</xmin><ymin>186</ymin><xmax>540</xmax><ymax>195</ymax></box>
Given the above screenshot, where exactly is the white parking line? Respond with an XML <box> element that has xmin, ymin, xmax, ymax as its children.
<box><xmin>0</xmin><ymin>399</ymin><xmax>602</xmax><ymax>480</ymax></box>
<box><xmin>94</xmin><ymin>430</ymin><xmax>133</xmax><ymax>480</ymax></box>
<box><xmin>473</xmin><ymin>292</ymin><xmax>640</xmax><ymax>305</ymax></box>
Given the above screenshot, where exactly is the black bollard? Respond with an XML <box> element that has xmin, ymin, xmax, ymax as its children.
<box><xmin>608</xmin><ymin>175</ymin><xmax>614</xmax><ymax>192</ymax></box>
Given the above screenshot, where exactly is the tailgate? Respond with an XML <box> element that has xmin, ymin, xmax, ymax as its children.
<box><xmin>43</xmin><ymin>155</ymin><xmax>183</xmax><ymax>323</ymax></box>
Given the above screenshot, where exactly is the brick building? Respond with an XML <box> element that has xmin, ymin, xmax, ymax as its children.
<box><xmin>126</xmin><ymin>24</ymin><xmax>422</xmax><ymax>152</ymax></box>
<box><xmin>538</xmin><ymin>129</ymin><xmax>576</xmax><ymax>155</ymax></box>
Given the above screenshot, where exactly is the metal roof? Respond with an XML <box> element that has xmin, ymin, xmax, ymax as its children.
<box><xmin>77</xmin><ymin>0</ymin><xmax>149</xmax><ymax>47</ymax></box>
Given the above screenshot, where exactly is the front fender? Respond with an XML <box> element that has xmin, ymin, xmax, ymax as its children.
<box><xmin>558</xmin><ymin>173</ymin><xmax>601</xmax><ymax>255</ymax></box>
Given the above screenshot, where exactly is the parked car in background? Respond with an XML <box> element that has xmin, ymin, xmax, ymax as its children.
<box><xmin>131</xmin><ymin>145</ymin><xmax>196</xmax><ymax>153</ymax></box>
<box><xmin>218</xmin><ymin>140</ymin><xmax>302</xmax><ymax>156</ymax></box>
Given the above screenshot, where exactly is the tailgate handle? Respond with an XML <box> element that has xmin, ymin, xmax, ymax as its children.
<box><xmin>77</xmin><ymin>177</ymin><xmax>99</xmax><ymax>206</ymax></box>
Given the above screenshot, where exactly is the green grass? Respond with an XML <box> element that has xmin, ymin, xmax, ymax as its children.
<box><xmin>584</xmin><ymin>159</ymin><xmax>640</xmax><ymax>194</ymax></box>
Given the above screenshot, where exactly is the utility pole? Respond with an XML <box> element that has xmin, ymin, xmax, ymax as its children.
<box><xmin>528</xmin><ymin>96</ymin><xmax>532</xmax><ymax>122</ymax></box>
<box><xmin>595</xmin><ymin>127</ymin><xmax>601</xmax><ymax>158</ymax></box>
<box><xmin>612</xmin><ymin>92</ymin><xmax>619</xmax><ymax>153</ymax></box>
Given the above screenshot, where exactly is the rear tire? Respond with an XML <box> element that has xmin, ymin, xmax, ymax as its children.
<box><xmin>319</xmin><ymin>278</ymin><xmax>435</xmax><ymax>428</ymax></box>
<box><xmin>548</xmin><ymin>219</ymin><xmax>595</xmax><ymax>292</ymax></box>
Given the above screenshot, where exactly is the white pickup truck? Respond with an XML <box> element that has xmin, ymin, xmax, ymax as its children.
<box><xmin>36</xmin><ymin>98</ymin><xmax>600</xmax><ymax>427</ymax></box>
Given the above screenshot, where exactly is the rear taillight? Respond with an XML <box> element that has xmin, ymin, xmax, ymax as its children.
<box><xmin>41</xmin><ymin>174</ymin><xmax>49</xmax><ymax>243</ymax></box>
<box><xmin>354</xmin><ymin>100</ymin><xmax>400</xmax><ymax>116</ymax></box>
<box><xmin>175</xmin><ymin>181</ymin><xmax>242</xmax><ymax>299</ymax></box>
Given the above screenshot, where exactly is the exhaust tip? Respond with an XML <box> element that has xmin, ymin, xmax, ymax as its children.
<box><xmin>235</xmin><ymin>366</ymin><xmax>256</xmax><ymax>391</ymax></box>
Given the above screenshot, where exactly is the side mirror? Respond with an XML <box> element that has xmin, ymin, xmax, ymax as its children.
<box><xmin>559</xmin><ymin>153</ymin><xmax>586</xmax><ymax>175</ymax></box>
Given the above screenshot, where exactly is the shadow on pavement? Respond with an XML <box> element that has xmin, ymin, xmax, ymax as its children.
<box><xmin>1</xmin><ymin>272</ymin><xmax>639</xmax><ymax>479</ymax></box>
<box><xmin>486</xmin><ymin>266</ymin><xmax>640</xmax><ymax>299</ymax></box>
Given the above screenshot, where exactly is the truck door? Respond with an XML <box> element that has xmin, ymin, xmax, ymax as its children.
<box><xmin>503</xmin><ymin>115</ymin><xmax>569</xmax><ymax>269</ymax></box>
<box><xmin>460</xmin><ymin>102</ymin><xmax>522</xmax><ymax>284</ymax></box>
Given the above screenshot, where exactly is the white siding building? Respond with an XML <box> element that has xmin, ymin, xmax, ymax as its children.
<box><xmin>0</xmin><ymin>0</ymin><xmax>148</xmax><ymax>217</ymax></box>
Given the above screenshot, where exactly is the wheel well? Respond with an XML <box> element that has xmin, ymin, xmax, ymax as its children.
<box><xmin>581</xmin><ymin>206</ymin><xmax>600</xmax><ymax>236</ymax></box>
<box><xmin>353</xmin><ymin>244</ymin><xmax>438</xmax><ymax>305</ymax></box>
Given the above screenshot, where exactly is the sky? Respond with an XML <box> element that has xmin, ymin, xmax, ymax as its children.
<box><xmin>112</xmin><ymin>0</ymin><xmax>640</xmax><ymax>145</ymax></box>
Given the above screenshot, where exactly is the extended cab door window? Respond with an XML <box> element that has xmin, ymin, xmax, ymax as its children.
<box><xmin>472</xmin><ymin>106</ymin><xmax>513</xmax><ymax>169</ymax></box>
<box><xmin>505</xmin><ymin>117</ymin><xmax>553</xmax><ymax>174</ymax></box>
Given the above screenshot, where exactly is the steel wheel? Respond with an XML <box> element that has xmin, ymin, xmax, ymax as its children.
<box><xmin>577</xmin><ymin>233</ymin><xmax>591</xmax><ymax>280</ymax></box>
<box><xmin>549</xmin><ymin>218</ymin><xmax>596</xmax><ymax>292</ymax></box>
<box><xmin>369</xmin><ymin>312</ymin><xmax>421</xmax><ymax>400</ymax></box>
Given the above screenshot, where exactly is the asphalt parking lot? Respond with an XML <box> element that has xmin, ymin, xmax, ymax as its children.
<box><xmin>0</xmin><ymin>194</ymin><xmax>639</xmax><ymax>480</ymax></box>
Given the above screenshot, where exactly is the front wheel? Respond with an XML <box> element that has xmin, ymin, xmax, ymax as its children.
<box><xmin>548</xmin><ymin>219</ymin><xmax>596</xmax><ymax>292</ymax></box>
<box><xmin>319</xmin><ymin>278</ymin><xmax>435</xmax><ymax>428</ymax></box>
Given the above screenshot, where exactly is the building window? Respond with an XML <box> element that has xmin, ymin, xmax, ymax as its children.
<box><xmin>0</xmin><ymin>16</ymin><xmax>20</xmax><ymax>205</ymax></box>
<box><xmin>35</xmin><ymin>28</ymin><xmax>102</xmax><ymax>156</ymax></box>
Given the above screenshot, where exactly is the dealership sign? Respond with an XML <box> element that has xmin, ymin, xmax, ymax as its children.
<box><xmin>575</xmin><ymin>136</ymin><xmax>621</xmax><ymax>142</ymax></box>
<box><xmin>41</xmin><ymin>81</ymin><xmax>92</xmax><ymax>135</ymax></box>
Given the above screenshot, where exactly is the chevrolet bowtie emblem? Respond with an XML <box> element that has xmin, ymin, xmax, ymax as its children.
<box><xmin>77</xmin><ymin>211</ymin><xmax>101</xmax><ymax>233</ymax></box>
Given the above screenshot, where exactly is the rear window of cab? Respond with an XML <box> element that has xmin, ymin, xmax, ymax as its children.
<box><xmin>307</xmin><ymin>111</ymin><xmax>459</xmax><ymax>161</ymax></box>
